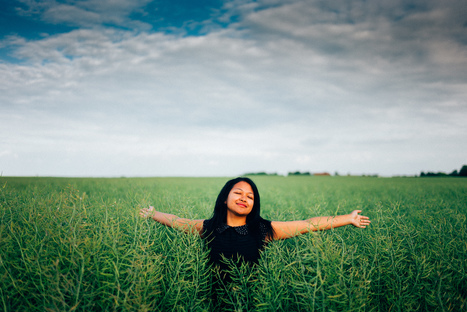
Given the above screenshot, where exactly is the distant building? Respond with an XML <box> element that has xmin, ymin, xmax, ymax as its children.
<box><xmin>313</xmin><ymin>172</ymin><xmax>331</xmax><ymax>176</ymax></box>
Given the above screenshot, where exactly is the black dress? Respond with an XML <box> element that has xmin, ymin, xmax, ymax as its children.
<box><xmin>202</xmin><ymin>220</ymin><xmax>270</xmax><ymax>277</ymax></box>
<box><xmin>202</xmin><ymin>220</ymin><xmax>271</xmax><ymax>308</ymax></box>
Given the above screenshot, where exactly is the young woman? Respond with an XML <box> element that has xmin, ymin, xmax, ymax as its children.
<box><xmin>139</xmin><ymin>177</ymin><xmax>371</xmax><ymax>274</ymax></box>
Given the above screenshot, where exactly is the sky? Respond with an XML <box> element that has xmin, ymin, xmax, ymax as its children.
<box><xmin>1</xmin><ymin>0</ymin><xmax>466</xmax><ymax>177</ymax></box>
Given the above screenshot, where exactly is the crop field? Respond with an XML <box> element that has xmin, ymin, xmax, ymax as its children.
<box><xmin>0</xmin><ymin>176</ymin><xmax>466</xmax><ymax>311</ymax></box>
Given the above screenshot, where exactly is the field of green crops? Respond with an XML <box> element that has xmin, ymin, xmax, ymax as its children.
<box><xmin>0</xmin><ymin>176</ymin><xmax>466</xmax><ymax>311</ymax></box>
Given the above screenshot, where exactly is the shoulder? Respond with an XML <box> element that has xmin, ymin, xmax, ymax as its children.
<box><xmin>203</xmin><ymin>219</ymin><xmax>213</xmax><ymax>229</ymax></box>
<box><xmin>257</xmin><ymin>218</ymin><xmax>273</xmax><ymax>240</ymax></box>
<box><xmin>259</xmin><ymin>218</ymin><xmax>271</xmax><ymax>229</ymax></box>
<box><xmin>202</xmin><ymin>219</ymin><xmax>214</xmax><ymax>236</ymax></box>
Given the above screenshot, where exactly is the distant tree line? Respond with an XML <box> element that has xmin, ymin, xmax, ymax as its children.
<box><xmin>287</xmin><ymin>171</ymin><xmax>331</xmax><ymax>176</ymax></box>
<box><xmin>245</xmin><ymin>165</ymin><xmax>467</xmax><ymax>178</ymax></box>
<box><xmin>288</xmin><ymin>171</ymin><xmax>311</xmax><ymax>176</ymax></box>
<box><xmin>244</xmin><ymin>172</ymin><xmax>279</xmax><ymax>176</ymax></box>
<box><xmin>244</xmin><ymin>171</ymin><xmax>331</xmax><ymax>176</ymax></box>
<box><xmin>420</xmin><ymin>165</ymin><xmax>467</xmax><ymax>177</ymax></box>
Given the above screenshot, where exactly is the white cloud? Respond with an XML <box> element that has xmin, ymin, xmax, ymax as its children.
<box><xmin>1</xmin><ymin>0</ymin><xmax>466</xmax><ymax>176</ymax></box>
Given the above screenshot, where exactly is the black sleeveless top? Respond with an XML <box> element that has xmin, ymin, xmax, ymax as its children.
<box><xmin>202</xmin><ymin>220</ymin><xmax>270</xmax><ymax>272</ymax></box>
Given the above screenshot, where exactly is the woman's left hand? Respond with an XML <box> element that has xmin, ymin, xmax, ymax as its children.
<box><xmin>350</xmin><ymin>210</ymin><xmax>371</xmax><ymax>228</ymax></box>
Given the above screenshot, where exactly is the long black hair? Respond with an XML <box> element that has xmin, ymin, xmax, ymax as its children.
<box><xmin>204</xmin><ymin>177</ymin><xmax>274</xmax><ymax>241</ymax></box>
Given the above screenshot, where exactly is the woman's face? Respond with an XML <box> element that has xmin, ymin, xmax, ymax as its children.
<box><xmin>225</xmin><ymin>181</ymin><xmax>255</xmax><ymax>218</ymax></box>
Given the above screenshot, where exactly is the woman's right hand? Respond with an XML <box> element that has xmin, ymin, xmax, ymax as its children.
<box><xmin>139</xmin><ymin>206</ymin><xmax>155</xmax><ymax>219</ymax></box>
<box><xmin>138</xmin><ymin>206</ymin><xmax>204</xmax><ymax>235</ymax></box>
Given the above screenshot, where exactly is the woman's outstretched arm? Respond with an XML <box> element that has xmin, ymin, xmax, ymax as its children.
<box><xmin>139</xmin><ymin>206</ymin><xmax>204</xmax><ymax>235</ymax></box>
<box><xmin>271</xmin><ymin>210</ymin><xmax>370</xmax><ymax>240</ymax></box>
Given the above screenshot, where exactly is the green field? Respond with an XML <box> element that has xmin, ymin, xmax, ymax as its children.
<box><xmin>0</xmin><ymin>176</ymin><xmax>466</xmax><ymax>311</ymax></box>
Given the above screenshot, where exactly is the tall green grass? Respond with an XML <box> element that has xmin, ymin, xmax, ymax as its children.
<box><xmin>0</xmin><ymin>176</ymin><xmax>466</xmax><ymax>311</ymax></box>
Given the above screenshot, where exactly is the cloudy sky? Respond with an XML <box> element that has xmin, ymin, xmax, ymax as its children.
<box><xmin>1</xmin><ymin>0</ymin><xmax>466</xmax><ymax>177</ymax></box>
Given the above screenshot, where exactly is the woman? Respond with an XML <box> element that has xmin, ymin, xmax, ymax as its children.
<box><xmin>139</xmin><ymin>177</ymin><xmax>371</xmax><ymax>272</ymax></box>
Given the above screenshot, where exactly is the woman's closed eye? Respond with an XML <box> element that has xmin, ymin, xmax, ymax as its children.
<box><xmin>232</xmin><ymin>189</ymin><xmax>253</xmax><ymax>200</ymax></box>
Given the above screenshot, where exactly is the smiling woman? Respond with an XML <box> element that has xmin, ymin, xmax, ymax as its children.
<box><xmin>139</xmin><ymin>177</ymin><xmax>371</xmax><ymax>289</ymax></box>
